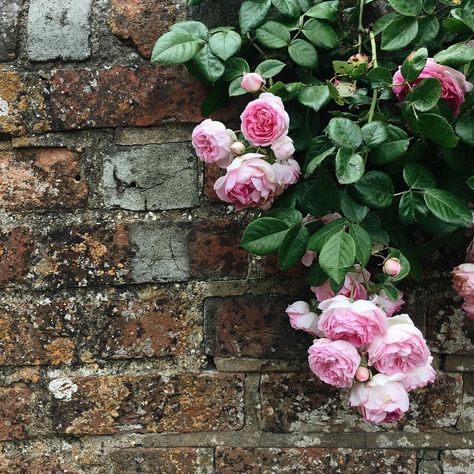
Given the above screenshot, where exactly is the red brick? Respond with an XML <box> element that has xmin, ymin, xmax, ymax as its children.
<box><xmin>189</xmin><ymin>219</ymin><xmax>248</xmax><ymax>280</ymax></box>
<box><xmin>51</xmin><ymin>373</ymin><xmax>244</xmax><ymax>435</ymax></box>
<box><xmin>261</xmin><ymin>253</ymin><xmax>308</xmax><ymax>278</ymax></box>
<box><xmin>204</xmin><ymin>295</ymin><xmax>312</xmax><ymax>359</ymax></box>
<box><xmin>0</xmin><ymin>384</ymin><xmax>33</xmax><ymax>440</ymax></box>
<box><xmin>215</xmin><ymin>448</ymin><xmax>417</xmax><ymax>473</ymax></box>
<box><xmin>110</xmin><ymin>448</ymin><xmax>212</xmax><ymax>474</ymax></box>
<box><xmin>0</xmin><ymin>226</ymin><xmax>34</xmax><ymax>285</ymax></box>
<box><xmin>109</xmin><ymin>0</ymin><xmax>184</xmax><ymax>58</ymax></box>
<box><xmin>0</xmin><ymin>148</ymin><xmax>88</xmax><ymax>210</ymax></box>
<box><xmin>204</xmin><ymin>163</ymin><xmax>224</xmax><ymax>203</ymax></box>
<box><xmin>0</xmin><ymin>454</ymin><xmax>77</xmax><ymax>474</ymax></box>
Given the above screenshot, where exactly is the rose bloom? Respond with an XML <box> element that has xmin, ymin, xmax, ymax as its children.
<box><xmin>191</xmin><ymin>119</ymin><xmax>236</xmax><ymax>168</ymax></box>
<box><xmin>286</xmin><ymin>301</ymin><xmax>322</xmax><ymax>337</ymax></box>
<box><xmin>349</xmin><ymin>373</ymin><xmax>409</xmax><ymax>424</ymax></box>
<box><xmin>271</xmin><ymin>136</ymin><xmax>295</xmax><ymax>160</ymax></box>
<box><xmin>393</xmin><ymin>58</ymin><xmax>473</xmax><ymax>116</ymax></box>
<box><xmin>214</xmin><ymin>153</ymin><xmax>279</xmax><ymax>210</ymax></box>
<box><xmin>241</xmin><ymin>93</ymin><xmax>289</xmax><ymax>146</ymax></box>
<box><xmin>312</xmin><ymin>268</ymin><xmax>371</xmax><ymax>303</ymax></box>
<box><xmin>462</xmin><ymin>300</ymin><xmax>474</xmax><ymax>320</ymax></box>
<box><xmin>317</xmin><ymin>295</ymin><xmax>387</xmax><ymax>348</ymax></box>
<box><xmin>452</xmin><ymin>263</ymin><xmax>474</xmax><ymax>300</ymax></box>
<box><xmin>400</xmin><ymin>356</ymin><xmax>436</xmax><ymax>392</ymax></box>
<box><xmin>308</xmin><ymin>338</ymin><xmax>361</xmax><ymax>388</ymax></box>
<box><xmin>372</xmin><ymin>289</ymin><xmax>405</xmax><ymax>317</ymax></box>
<box><xmin>368</xmin><ymin>314</ymin><xmax>430</xmax><ymax>375</ymax></box>
<box><xmin>272</xmin><ymin>159</ymin><xmax>300</xmax><ymax>190</ymax></box>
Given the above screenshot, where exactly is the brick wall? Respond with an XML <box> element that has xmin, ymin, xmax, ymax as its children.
<box><xmin>0</xmin><ymin>1</ymin><xmax>472</xmax><ymax>472</ymax></box>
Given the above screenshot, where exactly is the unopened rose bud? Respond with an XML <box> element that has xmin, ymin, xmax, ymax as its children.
<box><xmin>355</xmin><ymin>367</ymin><xmax>370</xmax><ymax>382</ymax></box>
<box><xmin>240</xmin><ymin>73</ymin><xmax>265</xmax><ymax>93</ymax></box>
<box><xmin>348</xmin><ymin>53</ymin><xmax>369</xmax><ymax>65</ymax></box>
<box><xmin>230</xmin><ymin>141</ymin><xmax>246</xmax><ymax>155</ymax></box>
<box><xmin>271</xmin><ymin>136</ymin><xmax>295</xmax><ymax>161</ymax></box>
<box><xmin>384</xmin><ymin>258</ymin><xmax>402</xmax><ymax>277</ymax></box>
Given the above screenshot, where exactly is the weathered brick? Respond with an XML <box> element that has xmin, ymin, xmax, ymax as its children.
<box><xmin>0</xmin><ymin>226</ymin><xmax>34</xmax><ymax>286</ymax></box>
<box><xmin>441</xmin><ymin>450</ymin><xmax>474</xmax><ymax>473</ymax></box>
<box><xmin>110</xmin><ymin>448</ymin><xmax>213</xmax><ymax>474</ymax></box>
<box><xmin>27</xmin><ymin>0</ymin><xmax>92</xmax><ymax>61</ymax></box>
<box><xmin>457</xmin><ymin>374</ymin><xmax>474</xmax><ymax>431</ymax></box>
<box><xmin>0</xmin><ymin>384</ymin><xmax>33</xmax><ymax>441</ymax></box>
<box><xmin>102</xmin><ymin>143</ymin><xmax>199</xmax><ymax>211</ymax></box>
<box><xmin>50</xmin><ymin>373</ymin><xmax>244</xmax><ymax>435</ymax></box>
<box><xmin>215</xmin><ymin>448</ymin><xmax>417</xmax><ymax>473</ymax></box>
<box><xmin>189</xmin><ymin>220</ymin><xmax>249</xmax><ymax>280</ymax></box>
<box><xmin>109</xmin><ymin>0</ymin><xmax>184</xmax><ymax>58</ymax></box>
<box><xmin>204</xmin><ymin>295</ymin><xmax>312</xmax><ymax>358</ymax></box>
<box><xmin>0</xmin><ymin>148</ymin><xmax>88</xmax><ymax>210</ymax></box>
<box><xmin>204</xmin><ymin>163</ymin><xmax>224</xmax><ymax>203</ymax></box>
<box><xmin>0</xmin><ymin>0</ymin><xmax>21</xmax><ymax>61</ymax></box>
<box><xmin>0</xmin><ymin>453</ymin><xmax>77</xmax><ymax>474</ymax></box>
<box><xmin>114</xmin><ymin>124</ymin><xmax>195</xmax><ymax>146</ymax></box>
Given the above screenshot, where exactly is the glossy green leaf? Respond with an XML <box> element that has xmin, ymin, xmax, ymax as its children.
<box><xmin>455</xmin><ymin>111</ymin><xmax>474</xmax><ymax>147</ymax></box>
<box><xmin>381</xmin><ymin>17</ymin><xmax>418</xmax><ymax>51</ymax></box>
<box><xmin>278</xmin><ymin>225</ymin><xmax>310</xmax><ymax>270</ymax></box>
<box><xmin>369</xmin><ymin>125</ymin><xmax>410</xmax><ymax>164</ymax></box>
<box><xmin>256</xmin><ymin>21</ymin><xmax>291</xmax><ymax>48</ymax></box>
<box><xmin>405</xmin><ymin>78</ymin><xmax>441</xmax><ymax>111</ymax></box>
<box><xmin>239</xmin><ymin>0</ymin><xmax>272</xmax><ymax>33</ymax></box>
<box><xmin>401</xmin><ymin>47</ymin><xmax>428</xmax><ymax>82</ymax></box>
<box><xmin>341</xmin><ymin>190</ymin><xmax>369</xmax><ymax>223</ymax></box>
<box><xmin>209</xmin><ymin>30</ymin><xmax>242</xmax><ymax>60</ymax></box>
<box><xmin>388</xmin><ymin>0</ymin><xmax>422</xmax><ymax>16</ymax></box>
<box><xmin>307</xmin><ymin>218</ymin><xmax>348</xmax><ymax>252</ymax></box>
<box><xmin>241</xmin><ymin>217</ymin><xmax>289</xmax><ymax>254</ymax></box>
<box><xmin>288</xmin><ymin>39</ymin><xmax>318</xmax><ymax>68</ymax></box>
<box><xmin>418</xmin><ymin>114</ymin><xmax>459</xmax><ymax>148</ymax></box>
<box><xmin>272</xmin><ymin>0</ymin><xmax>300</xmax><ymax>17</ymax></box>
<box><xmin>327</xmin><ymin>118</ymin><xmax>363</xmax><ymax>150</ymax></box>
<box><xmin>298</xmin><ymin>85</ymin><xmax>331</xmax><ymax>111</ymax></box>
<box><xmin>362</xmin><ymin>121</ymin><xmax>389</xmax><ymax>148</ymax></box>
<box><xmin>423</xmin><ymin>189</ymin><xmax>472</xmax><ymax>227</ymax></box>
<box><xmin>151</xmin><ymin>30</ymin><xmax>205</xmax><ymax>64</ymax></box>
<box><xmin>335</xmin><ymin>148</ymin><xmax>365</xmax><ymax>184</ymax></box>
<box><xmin>434</xmin><ymin>42</ymin><xmax>474</xmax><ymax>67</ymax></box>
<box><xmin>352</xmin><ymin>171</ymin><xmax>394</xmax><ymax>209</ymax></box>
<box><xmin>319</xmin><ymin>232</ymin><xmax>356</xmax><ymax>283</ymax></box>
<box><xmin>192</xmin><ymin>45</ymin><xmax>225</xmax><ymax>83</ymax></box>
<box><xmin>302</xmin><ymin>19</ymin><xmax>338</xmax><ymax>49</ymax></box>
<box><xmin>349</xmin><ymin>223</ymin><xmax>371</xmax><ymax>266</ymax></box>
<box><xmin>222</xmin><ymin>57</ymin><xmax>250</xmax><ymax>81</ymax></box>
<box><xmin>403</xmin><ymin>163</ymin><xmax>436</xmax><ymax>189</ymax></box>
<box><xmin>305</xmin><ymin>1</ymin><xmax>339</xmax><ymax>20</ymax></box>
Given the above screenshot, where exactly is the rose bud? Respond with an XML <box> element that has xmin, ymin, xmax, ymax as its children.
<box><xmin>348</xmin><ymin>53</ymin><xmax>369</xmax><ymax>65</ymax></box>
<box><xmin>355</xmin><ymin>367</ymin><xmax>370</xmax><ymax>382</ymax></box>
<box><xmin>230</xmin><ymin>141</ymin><xmax>246</xmax><ymax>155</ymax></box>
<box><xmin>383</xmin><ymin>258</ymin><xmax>401</xmax><ymax>277</ymax></box>
<box><xmin>241</xmin><ymin>73</ymin><xmax>265</xmax><ymax>93</ymax></box>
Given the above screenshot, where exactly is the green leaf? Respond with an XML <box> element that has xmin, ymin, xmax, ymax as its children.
<box><xmin>374</xmin><ymin>12</ymin><xmax>399</xmax><ymax>35</ymax></box>
<box><xmin>423</xmin><ymin>189</ymin><xmax>472</xmax><ymax>227</ymax></box>
<box><xmin>362</xmin><ymin>121</ymin><xmax>389</xmax><ymax>148</ymax></box>
<box><xmin>239</xmin><ymin>0</ymin><xmax>272</xmax><ymax>33</ymax></box>
<box><xmin>278</xmin><ymin>225</ymin><xmax>310</xmax><ymax>270</ymax></box>
<box><xmin>349</xmin><ymin>224</ymin><xmax>371</xmax><ymax>266</ymax></box>
<box><xmin>467</xmin><ymin>176</ymin><xmax>474</xmax><ymax>191</ymax></box>
<box><xmin>387</xmin><ymin>0</ymin><xmax>422</xmax><ymax>16</ymax></box>
<box><xmin>401</xmin><ymin>48</ymin><xmax>428</xmax><ymax>82</ymax></box>
<box><xmin>405</xmin><ymin>78</ymin><xmax>441</xmax><ymax>112</ymax></box>
<box><xmin>383</xmin><ymin>283</ymin><xmax>400</xmax><ymax>301</ymax></box>
<box><xmin>303</xmin><ymin>169</ymin><xmax>340</xmax><ymax>216</ymax></box>
<box><xmin>341</xmin><ymin>190</ymin><xmax>368</xmax><ymax>223</ymax></box>
<box><xmin>319</xmin><ymin>232</ymin><xmax>356</xmax><ymax>283</ymax></box>
<box><xmin>229</xmin><ymin>77</ymin><xmax>247</xmax><ymax>96</ymax></box>
<box><xmin>327</xmin><ymin>118</ymin><xmax>363</xmax><ymax>150</ymax></box>
<box><xmin>222</xmin><ymin>57</ymin><xmax>250</xmax><ymax>81</ymax></box>
<box><xmin>298</xmin><ymin>85</ymin><xmax>331</xmax><ymax>111</ymax></box>
<box><xmin>171</xmin><ymin>21</ymin><xmax>209</xmax><ymax>40</ymax></box>
<box><xmin>255</xmin><ymin>59</ymin><xmax>286</xmax><ymax>78</ymax></box>
<box><xmin>256</xmin><ymin>21</ymin><xmax>291</xmax><ymax>48</ymax></box>
<box><xmin>403</xmin><ymin>163</ymin><xmax>436</xmax><ymax>189</ymax></box>
<box><xmin>302</xmin><ymin>19</ymin><xmax>338</xmax><ymax>49</ymax></box>
<box><xmin>304</xmin><ymin>137</ymin><xmax>335</xmax><ymax>177</ymax></box>
<box><xmin>265</xmin><ymin>208</ymin><xmax>303</xmax><ymax>226</ymax></box>
<box><xmin>151</xmin><ymin>30</ymin><xmax>205</xmax><ymax>64</ymax></box>
<box><xmin>413</xmin><ymin>16</ymin><xmax>439</xmax><ymax>48</ymax></box>
<box><xmin>335</xmin><ymin>148</ymin><xmax>365</xmax><ymax>185</ymax></box>
<box><xmin>240</xmin><ymin>217</ymin><xmax>289</xmax><ymax>254</ymax></box>
<box><xmin>305</xmin><ymin>1</ymin><xmax>339</xmax><ymax>20</ymax></box>
<box><xmin>455</xmin><ymin>111</ymin><xmax>474</xmax><ymax>147</ymax></box>
<box><xmin>192</xmin><ymin>45</ymin><xmax>225</xmax><ymax>83</ymax></box>
<box><xmin>209</xmin><ymin>30</ymin><xmax>242</xmax><ymax>61</ymax></box>
<box><xmin>272</xmin><ymin>0</ymin><xmax>300</xmax><ymax>17</ymax></box>
<box><xmin>288</xmin><ymin>39</ymin><xmax>318</xmax><ymax>68</ymax></box>
<box><xmin>201</xmin><ymin>84</ymin><xmax>228</xmax><ymax>116</ymax></box>
<box><xmin>385</xmin><ymin>248</ymin><xmax>411</xmax><ymax>282</ymax></box>
<box><xmin>363</xmin><ymin>214</ymin><xmax>389</xmax><ymax>245</ymax></box>
<box><xmin>434</xmin><ymin>42</ymin><xmax>474</xmax><ymax>67</ymax></box>
<box><xmin>366</xmin><ymin>67</ymin><xmax>393</xmax><ymax>88</ymax></box>
<box><xmin>307</xmin><ymin>218</ymin><xmax>348</xmax><ymax>252</ymax></box>
<box><xmin>369</xmin><ymin>125</ymin><xmax>410</xmax><ymax>164</ymax></box>
<box><xmin>418</xmin><ymin>114</ymin><xmax>459</xmax><ymax>148</ymax></box>
<box><xmin>399</xmin><ymin>192</ymin><xmax>423</xmax><ymax>225</ymax></box>
<box><xmin>352</xmin><ymin>171</ymin><xmax>394</xmax><ymax>209</ymax></box>
<box><xmin>381</xmin><ymin>17</ymin><xmax>418</xmax><ymax>51</ymax></box>
<box><xmin>307</xmin><ymin>262</ymin><xmax>328</xmax><ymax>286</ymax></box>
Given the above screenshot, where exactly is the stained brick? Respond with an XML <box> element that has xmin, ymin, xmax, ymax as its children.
<box><xmin>0</xmin><ymin>226</ymin><xmax>34</xmax><ymax>286</ymax></box>
<box><xmin>0</xmin><ymin>0</ymin><xmax>22</xmax><ymax>61</ymax></box>
<box><xmin>204</xmin><ymin>295</ymin><xmax>312</xmax><ymax>358</ymax></box>
<box><xmin>0</xmin><ymin>384</ymin><xmax>33</xmax><ymax>441</ymax></box>
<box><xmin>215</xmin><ymin>448</ymin><xmax>417</xmax><ymax>473</ymax></box>
<box><xmin>204</xmin><ymin>163</ymin><xmax>224</xmax><ymax>203</ymax></box>
<box><xmin>0</xmin><ymin>454</ymin><xmax>76</xmax><ymax>474</ymax></box>
<box><xmin>50</xmin><ymin>373</ymin><xmax>244</xmax><ymax>435</ymax></box>
<box><xmin>0</xmin><ymin>148</ymin><xmax>88</xmax><ymax>210</ymax></box>
<box><xmin>441</xmin><ymin>450</ymin><xmax>474</xmax><ymax>473</ymax></box>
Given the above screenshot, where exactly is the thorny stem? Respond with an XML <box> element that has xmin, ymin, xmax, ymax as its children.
<box><xmin>368</xmin><ymin>29</ymin><xmax>378</xmax><ymax>122</ymax></box>
<box><xmin>246</xmin><ymin>33</ymin><xmax>267</xmax><ymax>59</ymax></box>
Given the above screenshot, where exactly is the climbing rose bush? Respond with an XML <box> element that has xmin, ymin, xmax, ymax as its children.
<box><xmin>153</xmin><ymin>0</ymin><xmax>474</xmax><ymax>423</ymax></box>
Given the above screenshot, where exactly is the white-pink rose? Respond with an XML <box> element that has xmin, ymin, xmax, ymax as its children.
<box><xmin>368</xmin><ymin>314</ymin><xmax>430</xmax><ymax>375</ymax></box>
<box><xmin>400</xmin><ymin>356</ymin><xmax>436</xmax><ymax>392</ymax></box>
<box><xmin>308</xmin><ymin>338</ymin><xmax>360</xmax><ymax>388</ymax></box>
<box><xmin>383</xmin><ymin>258</ymin><xmax>401</xmax><ymax>277</ymax></box>
<box><xmin>372</xmin><ymin>289</ymin><xmax>405</xmax><ymax>317</ymax></box>
<box><xmin>317</xmin><ymin>295</ymin><xmax>387</xmax><ymax>348</ymax></box>
<box><xmin>452</xmin><ymin>263</ymin><xmax>474</xmax><ymax>300</ymax></box>
<box><xmin>241</xmin><ymin>93</ymin><xmax>289</xmax><ymax>146</ymax></box>
<box><xmin>241</xmin><ymin>72</ymin><xmax>265</xmax><ymax>93</ymax></box>
<box><xmin>191</xmin><ymin>119</ymin><xmax>236</xmax><ymax>168</ymax></box>
<box><xmin>349</xmin><ymin>373</ymin><xmax>409</xmax><ymax>424</ymax></box>
<box><xmin>271</xmin><ymin>136</ymin><xmax>295</xmax><ymax>161</ymax></box>
<box><xmin>285</xmin><ymin>301</ymin><xmax>322</xmax><ymax>337</ymax></box>
<box><xmin>301</xmin><ymin>250</ymin><xmax>316</xmax><ymax>267</ymax></box>
<box><xmin>312</xmin><ymin>268</ymin><xmax>370</xmax><ymax>303</ymax></box>
<box><xmin>272</xmin><ymin>159</ymin><xmax>301</xmax><ymax>189</ymax></box>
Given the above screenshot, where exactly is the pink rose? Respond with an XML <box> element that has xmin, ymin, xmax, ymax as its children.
<box><xmin>286</xmin><ymin>301</ymin><xmax>322</xmax><ymax>336</ymax></box>
<box><xmin>241</xmin><ymin>93</ymin><xmax>290</xmax><ymax>146</ymax></box>
<box><xmin>392</xmin><ymin>58</ymin><xmax>473</xmax><ymax>116</ymax></box>
<box><xmin>462</xmin><ymin>300</ymin><xmax>474</xmax><ymax>320</ymax></box>
<box><xmin>214</xmin><ymin>153</ymin><xmax>279</xmax><ymax>210</ymax></box>
<box><xmin>355</xmin><ymin>367</ymin><xmax>370</xmax><ymax>382</ymax></box>
<box><xmin>241</xmin><ymin>72</ymin><xmax>265</xmax><ymax>93</ymax></box>
<box><xmin>272</xmin><ymin>159</ymin><xmax>300</xmax><ymax>189</ymax></box>
<box><xmin>317</xmin><ymin>295</ymin><xmax>387</xmax><ymax>348</ymax></box>
<box><xmin>452</xmin><ymin>263</ymin><xmax>474</xmax><ymax>300</ymax></box>
<box><xmin>312</xmin><ymin>268</ymin><xmax>371</xmax><ymax>303</ymax></box>
<box><xmin>321</xmin><ymin>212</ymin><xmax>343</xmax><ymax>224</ymax></box>
<box><xmin>383</xmin><ymin>258</ymin><xmax>401</xmax><ymax>277</ymax></box>
<box><xmin>400</xmin><ymin>357</ymin><xmax>436</xmax><ymax>392</ymax></box>
<box><xmin>191</xmin><ymin>119</ymin><xmax>236</xmax><ymax>168</ymax></box>
<box><xmin>271</xmin><ymin>136</ymin><xmax>295</xmax><ymax>160</ymax></box>
<box><xmin>301</xmin><ymin>250</ymin><xmax>316</xmax><ymax>267</ymax></box>
<box><xmin>349</xmin><ymin>373</ymin><xmax>409</xmax><ymax>424</ymax></box>
<box><xmin>372</xmin><ymin>289</ymin><xmax>405</xmax><ymax>317</ymax></box>
<box><xmin>368</xmin><ymin>314</ymin><xmax>430</xmax><ymax>375</ymax></box>
<box><xmin>308</xmin><ymin>338</ymin><xmax>360</xmax><ymax>388</ymax></box>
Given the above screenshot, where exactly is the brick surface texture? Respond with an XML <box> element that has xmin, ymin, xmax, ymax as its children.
<box><xmin>0</xmin><ymin>1</ymin><xmax>472</xmax><ymax>472</ymax></box>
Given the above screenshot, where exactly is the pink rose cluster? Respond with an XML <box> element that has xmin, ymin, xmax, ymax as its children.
<box><xmin>191</xmin><ymin>93</ymin><xmax>299</xmax><ymax>210</ymax></box>
<box><xmin>452</xmin><ymin>263</ymin><xmax>474</xmax><ymax>320</ymax></box>
<box><xmin>286</xmin><ymin>275</ymin><xmax>435</xmax><ymax>424</ymax></box>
